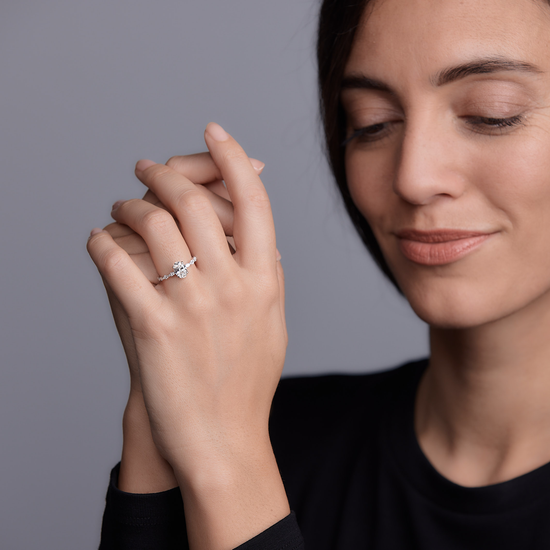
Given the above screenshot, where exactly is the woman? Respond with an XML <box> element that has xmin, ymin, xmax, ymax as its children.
<box><xmin>88</xmin><ymin>0</ymin><xmax>550</xmax><ymax>548</ymax></box>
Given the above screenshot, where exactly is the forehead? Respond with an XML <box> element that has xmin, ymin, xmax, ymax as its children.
<box><xmin>346</xmin><ymin>0</ymin><xmax>550</xmax><ymax>79</ymax></box>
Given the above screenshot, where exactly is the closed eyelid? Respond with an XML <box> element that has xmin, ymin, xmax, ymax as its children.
<box><xmin>341</xmin><ymin>87</ymin><xmax>401</xmax><ymax>110</ymax></box>
<box><xmin>343</xmin><ymin>100</ymin><xmax>403</xmax><ymax>123</ymax></box>
<box><xmin>460</xmin><ymin>99</ymin><xmax>526</xmax><ymax>114</ymax></box>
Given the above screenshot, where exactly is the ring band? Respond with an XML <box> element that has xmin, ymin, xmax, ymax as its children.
<box><xmin>157</xmin><ymin>257</ymin><xmax>197</xmax><ymax>281</ymax></box>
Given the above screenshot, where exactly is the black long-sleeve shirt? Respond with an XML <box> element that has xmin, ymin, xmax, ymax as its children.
<box><xmin>99</xmin><ymin>358</ymin><xmax>550</xmax><ymax>549</ymax></box>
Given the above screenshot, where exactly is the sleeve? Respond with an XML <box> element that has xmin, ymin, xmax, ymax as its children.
<box><xmin>98</xmin><ymin>463</ymin><xmax>305</xmax><ymax>550</ymax></box>
<box><xmin>98</xmin><ymin>463</ymin><xmax>188</xmax><ymax>550</ymax></box>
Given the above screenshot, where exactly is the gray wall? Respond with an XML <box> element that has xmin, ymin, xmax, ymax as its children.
<box><xmin>0</xmin><ymin>1</ymin><xmax>428</xmax><ymax>547</ymax></box>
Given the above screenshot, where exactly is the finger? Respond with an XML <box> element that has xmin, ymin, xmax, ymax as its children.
<box><xmin>108</xmin><ymin>192</ymin><xmax>233</xmax><ymax>278</ymax></box>
<box><xmin>127</xmin><ymin>252</ymin><xmax>159</xmax><ymax>284</ymax></box>
<box><xmin>87</xmin><ymin>230</ymin><xmax>160</xmax><ymax>318</ymax></box>
<box><xmin>105</xmin><ymin>221</ymin><xmax>151</xmax><ymax>258</ymax></box>
<box><xmin>104</xmin><ymin>220</ymin><xmax>135</xmax><ymax>239</ymax></box>
<box><xmin>198</xmin><ymin>185</ymin><xmax>234</xmax><ymax>235</ymax></box>
<box><xmin>141</xmin><ymin>184</ymin><xmax>235</xmax><ymax>236</ymax></box>
<box><xmin>134</xmin><ymin>161</ymin><xmax>231</xmax><ymax>269</ymax></box>
<box><xmin>164</xmin><ymin>157</ymin><xmax>238</xmax><ymax>234</ymax></box>
<box><xmin>152</xmin><ymin>184</ymin><xmax>235</xmax><ymax>237</ymax></box>
<box><xmin>165</xmin><ymin>151</ymin><xmax>265</xmax><ymax>187</ymax></box>
<box><xmin>203</xmin><ymin>122</ymin><xmax>276</xmax><ymax>270</ymax></box>
<box><xmin>103</xmin><ymin>222</ymin><xmax>176</xmax><ymax>284</ymax></box>
<box><xmin>139</xmin><ymin>174</ymin><xmax>235</xmax><ymax>234</ymax></box>
<box><xmin>204</xmin><ymin>179</ymin><xmax>231</xmax><ymax>202</ymax></box>
<box><xmin>111</xmin><ymin>199</ymin><xmax>193</xmax><ymax>284</ymax></box>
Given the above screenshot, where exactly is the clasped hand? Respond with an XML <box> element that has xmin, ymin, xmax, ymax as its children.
<box><xmin>88</xmin><ymin>123</ymin><xmax>287</xmax><ymax>488</ymax></box>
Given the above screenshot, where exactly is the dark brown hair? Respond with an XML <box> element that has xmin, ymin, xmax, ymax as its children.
<box><xmin>317</xmin><ymin>0</ymin><xmax>401</xmax><ymax>291</ymax></box>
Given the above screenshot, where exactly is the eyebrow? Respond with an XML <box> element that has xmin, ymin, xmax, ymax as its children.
<box><xmin>434</xmin><ymin>58</ymin><xmax>542</xmax><ymax>86</ymax></box>
<box><xmin>341</xmin><ymin>57</ymin><xmax>543</xmax><ymax>93</ymax></box>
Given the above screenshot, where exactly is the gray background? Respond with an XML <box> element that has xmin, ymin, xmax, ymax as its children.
<box><xmin>0</xmin><ymin>1</ymin><xmax>428</xmax><ymax>547</ymax></box>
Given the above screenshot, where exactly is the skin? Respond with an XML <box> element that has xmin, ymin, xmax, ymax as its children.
<box><xmin>342</xmin><ymin>0</ymin><xmax>550</xmax><ymax>486</ymax></box>
<box><xmin>103</xmin><ymin>155</ymin><xmax>260</xmax><ymax>494</ymax></box>
<box><xmin>88</xmin><ymin>125</ymin><xmax>290</xmax><ymax>549</ymax></box>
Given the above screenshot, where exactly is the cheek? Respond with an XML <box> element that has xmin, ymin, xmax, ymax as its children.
<box><xmin>344</xmin><ymin>132</ymin><xmax>550</xmax><ymax>329</ymax></box>
<box><xmin>475</xmin><ymin>132</ymin><xmax>550</xmax><ymax>234</ymax></box>
<box><xmin>345</xmin><ymin>146</ymin><xmax>396</xmax><ymax>228</ymax></box>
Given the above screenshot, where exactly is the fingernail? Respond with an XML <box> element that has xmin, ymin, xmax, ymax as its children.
<box><xmin>112</xmin><ymin>200</ymin><xmax>124</xmax><ymax>211</ymax></box>
<box><xmin>276</xmin><ymin>249</ymin><xmax>282</xmax><ymax>261</ymax></box>
<box><xmin>206</xmin><ymin>122</ymin><xmax>229</xmax><ymax>142</ymax></box>
<box><xmin>89</xmin><ymin>228</ymin><xmax>104</xmax><ymax>238</ymax></box>
<box><xmin>222</xmin><ymin>180</ymin><xmax>227</xmax><ymax>189</ymax></box>
<box><xmin>250</xmin><ymin>158</ymin><xmax>266</xmax><ymax>172</ymax></box>
<box><xmin>135</xmin><ymin>159</ymin><xmax>156</xmax><ymax>172</ymax></box>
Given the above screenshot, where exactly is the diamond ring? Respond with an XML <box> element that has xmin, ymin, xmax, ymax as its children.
<box><xmin>157</xmin><ymin>257</ymin><xmax>197</xmax><ymax>282</ymax></box>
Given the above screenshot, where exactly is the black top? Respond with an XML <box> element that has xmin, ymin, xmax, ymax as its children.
<box><xmin>99</xmin><ymin>358</ymin><xmax>550</xmax><ymax>549</ymax></box>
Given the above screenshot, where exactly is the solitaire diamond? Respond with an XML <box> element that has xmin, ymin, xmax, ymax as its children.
<box><xmin>173</xmin><ymin>261</ymin><xmax>189</xmax><ymax>278</ymax></box>
<box><xmin>158</xmin><ymin>257</ymin><xmax>196</xmax><ymax>282</ymax></box>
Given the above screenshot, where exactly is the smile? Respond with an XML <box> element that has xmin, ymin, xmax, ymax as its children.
<box><xmin>395</xmin><ymin>230</ymin><xmax>495</xmax><ymax>266</ymax></box>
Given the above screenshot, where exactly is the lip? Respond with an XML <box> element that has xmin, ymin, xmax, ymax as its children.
<box><xmin>395</xmin><ymin>229</ymin><xmax>496</xmax><ymax>266</ymax></box>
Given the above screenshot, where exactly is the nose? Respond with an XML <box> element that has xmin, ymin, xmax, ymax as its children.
<box><xmin>392</xmin><ymin>116</ymin><xmax>466</xmax><ymax>205</ymax></box>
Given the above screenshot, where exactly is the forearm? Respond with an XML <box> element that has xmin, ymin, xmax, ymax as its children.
<box><xmin>119</xmin><ymin>391</ymin><xmax>178</xmax><ymax>493</ymax></box>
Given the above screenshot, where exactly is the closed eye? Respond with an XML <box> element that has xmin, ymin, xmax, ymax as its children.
<box><xmin>342</xmin><ymin>115</ymin><xmax>524</xmax><ymax>147</ymax></box>
<box><xmin>342</xmin><ymin>122</ymin><xmax>398</xmax><ymax>147</ymax></box>
<box><xmin>464</xmin><ymin>115</ymin><xmax>524</xmax><ymax>134</ymax></box>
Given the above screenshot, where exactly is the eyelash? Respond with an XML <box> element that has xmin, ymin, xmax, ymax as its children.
<box><xmin>465</xmin><ymin>115</ymin><xmax>524</xmax><ymax>132</ymax></box>
<box><xmin>342</xmin><ymin>115</ymin><xmax>524</xmax><ymax>147</ymax></box>
<box><xmin>342</xmin><ymin>123</ymin><xmax>394</xmax><ymax>147</ymax></box>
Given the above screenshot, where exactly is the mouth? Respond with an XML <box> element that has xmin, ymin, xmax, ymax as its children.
<box><xmin>395</xmin><ymin>229</ymin><xmax>496</xmax><ymax>266</ymax></box>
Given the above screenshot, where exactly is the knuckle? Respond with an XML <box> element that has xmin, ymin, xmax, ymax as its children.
<box><xmin>101</xmin><ymin>248</ymin><xmax>126</xmax><ymax>275</ymax></box>
<box><xmin>221</xmin><ymin>147</ymin><xmax>248</xmax><ymax>165</ymax></box>
<box><xmin>141</xmin><ymin>208</ymin><xmax>174</xmax><ymax>232</ymax></box>
<box><xmin>176</xmin><ymin>190</ymin><xmax>211</xmax><ymax>215</ymax></box>
<box><xmin>245</xmin><ymin>188</ymin><xmax>271</xmax><ymax>210</ymax></box>
<box><xmin>147</xmin><ymin>164</ymin><xmax>173</xmax><ymax>183</ymax></box>
<box><xmin>217</xmin><ymin>278</ymin><xmax>248</xmax><ymax>308</ymax></box>
<box><xmin>166</xmin><ymin>156</ymin><xmax>183</xmax><ymax>170</ymax></box>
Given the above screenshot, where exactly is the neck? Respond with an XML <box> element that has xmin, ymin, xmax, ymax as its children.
<box><xmin>416</xmin><ymin>291</ymin><xmax>550</xmax><ymax>487</ymax></box>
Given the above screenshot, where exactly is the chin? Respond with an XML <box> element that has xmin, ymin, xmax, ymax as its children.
<box><xmin>408</xmin><ymin>299</ymin><xmax>491</xmax><ymax>330</ymax></box>
<box><xmin>395</xmin><ymin>275</ymin><xmax>517</xmax><ymax>331</ymax></box>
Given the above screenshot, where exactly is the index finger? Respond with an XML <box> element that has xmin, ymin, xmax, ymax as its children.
<box><xmin>203</xmin><ymin>123</ymin><xmax>277</xmax><ymax>270</ymax></box>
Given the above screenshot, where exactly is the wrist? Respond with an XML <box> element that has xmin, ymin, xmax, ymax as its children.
<box><xmin>118</xmin><ymin>392</ymin><xmax>178</xmax><ymax>493</ymax></box>
<box><xmin>173</xmin><ymin>442</ymin><xmax>290</xmax><ymax>550</ymax></box>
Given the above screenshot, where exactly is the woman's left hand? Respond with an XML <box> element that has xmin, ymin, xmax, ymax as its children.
<box><xmin>87</xmin><ymin>123</ymin><xmax>290</xmax><ymax>549</ymax></box>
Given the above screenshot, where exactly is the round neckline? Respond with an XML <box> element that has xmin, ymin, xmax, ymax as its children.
<box><xmin>387</xmin><ymin>359</ymin><xmax>550</xmax><ymax>515</ymax></box>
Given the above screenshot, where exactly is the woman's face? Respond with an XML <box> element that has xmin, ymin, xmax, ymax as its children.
<box><xmin>343</xmin><ymin>0</ymin><xmax>550</xmax><ymax>328</ymax></box>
